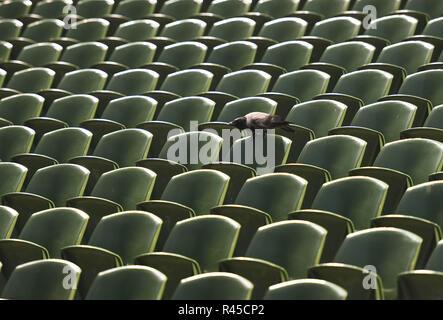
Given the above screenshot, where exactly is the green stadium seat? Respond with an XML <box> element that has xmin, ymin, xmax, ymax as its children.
<box><xmin>0</xmin><ymin>19</ymin><xmax>22</xmax><ymax>41</ymax></box>
<box><xmin>275</xmin><ymin>135</ymin><xmax>367</xmax><ymax>208</ymax></box>
<box><xmin>0</xmin><ymin>94</ymin><xmax>44</xmax><ymax>126</ymax></box>
<box><xmin>0</xmin><ymin>125</ymin><xmax>35</xmax><ymax>161</ymax></box>
<box><xmin>0</xmin><ymin>0</ymin><xmax>32</xmax><ymax>19</ymax></box>
<box><xmin>172</xmin><ymin>272</ymin><xmax>253</xmax><ymax>300</ymax></box>
<box><xmin>316</xmin><ymin>69</ymin><xmax>393</xmax><ymax>125</ymax></box>
<box><xmin>0</xmin><ymin>68</ymin><xmax>5</xmax><ymax>88</ymax></box>
<box><xmin>211</xmin><ymin>173</ymin><xmax>307</xmax><ymax>256</ymax></box>
<box><xmin>1</xmin><ymin>259</ymin><xmax>81</xmax><ymax>300</ymax></box>
<box><xmin>201</xmin><ymin>69</ymin><xmax>271</xmax><ymax>119</ymax></box>
<box><xmin>379</xmin><ymin>70</ymin><xmax>443</xmax><ymax>128</ymax></box>
<box><xmin>250</xmin><ymin>0</ymin><xmax>300</xmax><ymax>19</ymax></box>
<box><xmin>302</xmin><ymin>41</ymin><xmax>376</xmax><ymax>91</ymax></box>
<box><xmin>0</xmin><ymin>163</ymin><xmax>27</xmax><ymax>199</ymax></box>
<box><xmin>153</xmin><ymin>0</ymin><xmax>202</xmax><ymax>21</ymax></box>
<box><xmin>110</xmin><ymin>19</ymin><xmax>160</xmax><ymax>44</ymax></box>
<box><xmin>308</xmin><ymin>227</ymin><xmax>422</xmax><ymax>299</ymax></box>
<box><xmin>220</xmin><ymin>220</ymin><xmax>326</xmax><ymax>299</ymax></box>
<box><xmin>392</xmin><ymin>0</ymin><xmax>443</xmax><ymax>33</ymax></box>
<box><xmin>136</xmin><ymin>169</ymin><xmax>229</xmax><ymax>251</ymax></box>
<box><xmin>66</xmin><ymin>167</ymin><xmax>156</xmax><ymax>242</ymax></box>
<box><xmin>279</xmin><ymin>99</ymin><xmax>347</xmax><ymax>162</ymax></box>
<box><xmin>401</xmin><ymin>104</ymin><xmax>443</xmax><ymax>142</ymax></box>
<box><xmin>371</xmin><ymin>180</ymin><xmax>443</xmax><ymax>268</ymax></box>
<box><xmin>197</xmin><ymin>17</ymin><xmax>255</xmax><ymax>47</ymax></box>
<box><xmin>259</xmin><ymin>70</ymin><xmax>330</xmax><ymax>121</ymax></box>
<box><xmin>290</xmin><ymin>176</ymin><xmax>388</xmax><ymax>262</ymax></box>
<box><xmin>301</xmin><ymin>0</ymin><xmax>351</xmax><ymax>18</ymax></box>
<box><xmin>192</xmin><ymin>41</ymin><xmax>257</xmax><ymax>89</ymax></box>
<box><xmin>0</xmin><ymin>67</ymin><xmax>55</xmax><ymax>99</ymax></box>
<box><xmin>342</xmin><ymin>0</ymin><xmax>401</xmax><ymax>19</ymax></box>
<box><xmin>350</xmin><ymin>138</ymin><xmax>443</xmax><ymax>214</ymax></box>
<box><xmin>2</xmin><ymin>164</ymin><xmax>89</xmax><ymax>232</ymax></box>
<box><xmin>206</xmin><ymin>0</ymin><xmax>251</xmax><ymax>18</ymax></box>
<box><xmin>0</xmin><ymin>206</ymin><xmax>19</xmax><ymax>239</ymax></box>
<box><xmin>114</xmin><ymin>0</ymin><xmax>156</xmax><ymax>19</ymax></box>
<box><xmin>69</xmin><ymin>129</ymin><xmax>153</xmax><ymax>193</ymax></box>
<box><xmin>0</xmin><ymin>42</ymin><xmax>63</xmax><ymax>77</ymax></box>
<box><xmin>406</xmin><ymin>17</ymin><xmax>443</xmax><ymax>61</ymax></box>
<box><xmin>77</xmin><ymin>0</ymin><xmax>114</xmax><ymax>19</ymax></box>
<box><xmin>135</xmin><ymin>215</ymin><xmax>240</xmax><ymax>299</ymax></box>
<box><xmin>93</xmin><ymin>41</ymin><xmax>157</xmax><ymax>77</ymax></box>
<box><xmin>86</xmin><ymin>266</ymin><xmax>167</xmax><ymax>300</ymax></box>
<box><xmin>264</xmin><ymin>279</ymin><xmax>348</xmax><ymax>300</ymax></box>
<box><xmin>330</xmin><ymin>101</ymin><xmax>417</xmax><ymax>165</ymax></box>
<box><xmin>0</xmin><ymin>41</ymin><xmax>12</xmax><ymax>63</ymax></box>
<box><xmin>12</xmin><ymin>127</ymin><xmax>91</xmax><ymax>182</ymax></box>
<box><xmin>0</xmin><ymin>207</ymin><xmax>89</xmax><ymax>278</ymax></box>
<box><xmin>56</xmin><ymin>18</ymin><xmax>110</xmax><ymax>47</ymax></box>
<box><xmin>159</xmin><ymin>18</ymin><xmax>206</xmax><ymax>42</ymax></box>
<box><xmin>81</xmin><ymin>95</ymin><xmax>156</xmax><ymax>150</ymax></box>
<box><xmin>61</xmin><ymin>210</ymin><xmax>162</xmax><ymax>298</ymax></box>
<box><xmin>398</xmin><ymin>239</ymin><xmax>443</xmax><ymax>299</ymax></box>
<box><xmin>25</xmin><ymin>94</ymin><xmax>98</xmax><ymax>144</ymax></box>
<box><xmin>33</xmin><ymin>0</ymin><xmax>72</xmax><ymax>19</ymax></box>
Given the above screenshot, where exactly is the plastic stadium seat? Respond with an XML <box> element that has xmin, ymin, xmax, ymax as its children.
<box><xmin>302</xmin><ymin>41</ymin><xmax>376</xmax><ymax>91</ymax></box>
<box><xmin>0</xmin><ymin>0</ymin><xmax>32</xmax><ymax>19</ymax></box>
<box><xmin>2</xmin><ymin>164</ymin><xmax>89</xmax><ymax>232</ymax></box>
<box><xmin>33</xmin><ymin>0</ymin><xmax>72</xmax><ymax>19</ymax></box>
<box><xmin>77</xmin><ymin>0</ymin><xmax>114</xmax><ymax>19</ymax></box>
<box><xmin>316</xmin><ymin>69</ymin><xmax>393</xmax><ymax>125</ymax></box>
<box><xmin>330</xmin><ymin>101</ymin><xmax>417</xmax><ymax>165</ymax></box>
<box><xmin>401</xmin><ymin>105</ymin><xmax>443</xmax><ymax>142</ymax></box>
<box><xmin>220</xmin><ymin>220</ymin><xmax>326</xmax><ymax>299</ymax></box>
<box><xmin>25</xmin><ymin>94</ymin><xmax>99</xmax><ymax>144</ymax></box>
<box><xmin>398</xmin><ymin>240</ymin><xmax>443</xmax><ymax>299</ymax></box>
<box><xmin>61</xmin><ymin>210</ymin><xmax>162</xmax><ymax>298</ymax></box>
<box><xmin>0</xmin><ymin>67</ymin><xmax>55</xmax><ymax>99</ymax></box>
<box><xmin>136</xmin><ymin>169</ymin><xmax>229</xmax><ymax>251</ymax></box>
<box><xmin>0</xmin><ymin>41</ymin><xmax>12</xmax><ymax>63</ymax></box>
<box><xmin>0</xmin><ymin>19</ymin><xmax>22</xmax><ymax>41</ymax></box>
<box><xmin>372</xmin><ymin>180</ymin><xmax>443</xmax><ymax>268</ymax></box>
<box><xmin>12</xmin><ymin>127</ymin><xmax>91</xmax><ymax>184</ymax></box>
<box><xmin>0</xmin><ymin>43</ymin><xmax>63</xmax><ymax>77</ymax></box>
<box><xmin>86</xmin><ymin>266</ymin><xmax>167</xmax><ymax>300</ymax></box>
<box><xmin>350</xmin><ymin>138</ymin><xmax>443</xmax><ymax>214</ymax></box>
<box><xmin>45</xmin><ymin>42</ymin><xmax>108</xmax><ymax>78</ymax></box>
<box><xmin>264</xmin><ymin>279</ymin><xmax>348</xmax><ymax>300</ymax></box>
<box><xmin>280</xmin><ymin>99</ymin><xmax>347</xmax><ymax>162</ymax></box>
<box><xmin>392</xmin><ymin>0</ymin><xmax>443</xmax><ymax>33</ymax></box>
<box><xmin>138</xmin><ymin>96</ymin><xmax>215</xmax><ymax>156</ymax></box>
<box><xmin>0</xmin><ymin>207</ymin><xmax>88</xmax><ymax>278</ymax></box>
<box><xmin>172</xmin><ymin>272</ymin><xmax>253</xmax><ymax>300</ymax></box>
<box><xmin>379</xmin><ymin>70</ymin><xmax>443</xmax><ymax>128</ymax></box>
<box><xmin>275</xmin><ymin>135</ymin><xmax>367</xmax><ymax>208</ymax></box>
<box><xmin>211</xmin><ymin>173</ymin><xmax>307</xmax><ymax>255</ymax></box>
<box><xmin>342</xmin><ymin>0</ymin><xmax>401</xmax><ymax>19</ymax></box>
<box><xmin>143</xmin><ymin>42</ymin><xmax>207</xmax><ymax>84</ymax></box>
<box><xmin>0</xmin><ymin>163</ymin><xmax>27</xmax><ymax>199</ymax></box>
<box><xmin>192</xmin><ymin>41</ymin><xmax>257</xmax><ymax>88</ymax></box>
<box><xmin>205</xmin><ymin>0</ymin><xmax>251</xmax><ymax>18</ymax></box>
<box><xmin>93</xmin><ymin>41</ymin><xmax>157</xmax><ymax>77</ymax></box>
<box><xmin>300</xmin><ymin>0</ymin><xmax>351</xmax><ymax>18</ymax></box>
<box><xmin>244</xmin><ymin>41</ymin><xmax>313</xmax><ymax>88</ymax></box>
<box><xmin>56</xmin><ymin>18</ymin><xmax>110</xmax><ymax>47</ymax></box>
<box><xmin>1</xmin><ymin>259</ymin><xmax>81</xmax><ymax>300</ymax></box>
<box><xmin>249</xmin><ymin>0</ymin><xmax>300</xmax><ymax>19</ymax></box>
<box><xmin>308</xmin><ymin>227</ymin><xmax>422</xmax><ymax>299</ymax></box>
<box><xmin>351</xmin><ymin>15</ymin><xmax>419</xmax><ymax>58</ymax></box>
<box><xmin>81</xmin><ymin>95</ymin><xmax>156</xmax><ymax>150</ymax></box>
<box><xmin>114</xmin><ymin>0</ymin><xmax>156</xmax><ymax>19</ymax></box>
<box><xmin>70</xmin><ymin>128</ymin><xmax>153</xmax><ymax>193</ymax></box>
<box><xmin>0</xmin><ymin>68</ymin><xmax>5</xmax><ymax>87</ymax></box>
<box><xmin>66</xmin><ymin>167</ymin><xmax>156</xmax><ymax>241</ymax></box>
<box><xmin>0</xmin><ymin>125</ymin><xmax>35</xmax><ymax>161</ymax></box>
<box><xmin>406</xmin><ymin>17</ymin><xmax>443</xmax><ymax>61</ymax></box>
<box><xmin>0</xmin><ymin>94</ymin><xmax>44</xmax><ymax>126</ymax></box>
<box><xmin>359</xmin><ymin>41</ymin><xmax>434</xmax><ymax>93</ymax></box>
<box><xmin>290</xmin><ymin>176</ymin><xmax>388</xmax><ymax>262</ymax></box>
<box><xmin>259</xmin><ymin>70</ymin><xmax>330</xmax><ymax>121</ymax></box>
<box><xmin>201</xmin><ymin>69</ymin><xmax>271</xmax><ymax>119</ymax></box>
<box><xmin>135</xmin><ymin>215</ymin><xmax>240</xmax><ymax>299</ymax></box>
<box><xmin>153</xmin><ymin>0</ymin><xmax>202</xmax><ymax>20</ymax></box>
<box><xmin>111</xmin><ymin>19</ymin><xmax>160</xmax><ymax>43</ymax></box>
<box><xmin>0</xmin><ymin>206</ymin><xmax>19</xmax><ymax>239</ymax></box>
<box><xmin>159</xmin><ymin>18</ymin><xmax>207</xmax><ymax>42</ymax></box>
<box><xmin>200</xmin><ymin>17</ymin><xmax>255</xmax><ymax>44</ymax></box>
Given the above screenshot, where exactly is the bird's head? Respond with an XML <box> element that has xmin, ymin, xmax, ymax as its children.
<box><xmin>229</xmin><ymin>116</ymin><xmax>247</xmax><ymax>130</ymax></box>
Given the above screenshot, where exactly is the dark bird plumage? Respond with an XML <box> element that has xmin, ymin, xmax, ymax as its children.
<box><xmin>229</xmin><ymin>112</ymin><xmax>294</xmax><ymax>134</ymax></box>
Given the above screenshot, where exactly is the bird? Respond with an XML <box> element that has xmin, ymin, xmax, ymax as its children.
<box><xmin>229</xmin><ymin>112</ymin><xmax>294</xmax><ymax>136</ymax></box>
